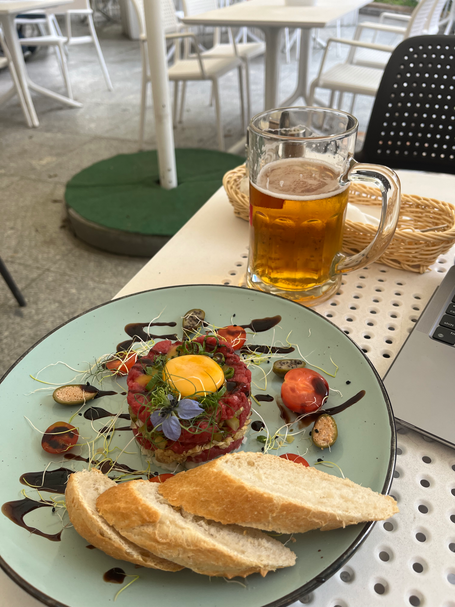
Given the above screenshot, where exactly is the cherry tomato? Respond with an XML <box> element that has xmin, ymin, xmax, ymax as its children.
<box><xmin>279</xmin><ymin>453</ymin><xmax>310</xmax><ymax>467</ymax></box>
<box><xmin>41</xmin><ymin>422</ymin><xmax>79</xmax><ymax>454</ymax></box>
<box><xmin>281</xmin><ymin>368</ymin><xmax>329</xmax><ymax>414</ymax></box>
<box><xmin>149</xmin><ymin>474</ymin><xmax>175</xmax><ymax>483</ymax></box>
<box><xmin>217</xmin><ymin>325</ymin><xmax>247</xmax><ymax>350</ymax></box>
<box><xmin>105</xmin><ymin>351</ymin><xmax>137</xmax><ymax>376</ymax></box>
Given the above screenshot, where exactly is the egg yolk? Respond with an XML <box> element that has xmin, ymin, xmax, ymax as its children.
<box><xmin>164</xmin><ymin>355</ymin><xmax>225</xmax><ymax>398</ymax></box>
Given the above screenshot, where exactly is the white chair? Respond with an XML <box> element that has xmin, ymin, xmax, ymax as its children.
<box><xmin>0</xmin><ymin>28</ymin><xmax>33</xmax><ymax>126</ymax></box>
<box><xmin>132</xmin><ymin>0</ymin><xmax>245</xmax><ymax>151</ymax></box>
<box><xmin>351</xmin><ymin>0</ymin><xmax>447</xmax><ymax>68</ymax></box>
<box><xmin>308</xmin><ymin>0</ymin><xmax>447</xmax><ymax>112</ymax></box>
<box><xmin>439</xmin><ymin>0</ymin><xmax>455</xmax><ymax>33</ymax></box>
<box><xmin>182</xmin><ymin>0</ymin><xmax>264</xmax><ymax>121</ymax></box>
<box><xmin>18</xmin><ymin>0</ymin><xmax>113</xmax><ymax>97</ymax></box>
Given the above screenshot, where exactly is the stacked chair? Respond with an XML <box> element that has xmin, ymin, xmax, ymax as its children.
<box><xmin>182</xmin><ymin>0</ymin><xmax>264</xmax><ymax>121</ymax></box>
<box><xmin>0</xmin><ymin>29</ymin><xmax>33</xmax><ymax>126</ymax></box>
<box><xmin>308</xmin><ymin>0</ymin><xmax>448</xmax><ymax>112</ymax></box>
<box><xmin>132</xmin><ymin>0</ymin><xmax>245</xmax><ymax>151</ymax></box>
<box><xmin>17</xmin><ymin>0</ymin><xmax>113</xmax><ymax>99</ymax></box>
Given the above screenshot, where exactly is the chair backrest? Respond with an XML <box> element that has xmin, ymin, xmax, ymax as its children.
<box><xmin>0</xmin><ymin>30</ymin><xmax>10</xmax><ymax>69</ymax></box>
<box><xmin>51</xmin><ymin>0</ymin><xmax>90</xmax><ymax>14</ymax></box>
<box><xmin>182</xmin><ymin>0</ymin><xmax>217</xmax><ymax>16</ymax></box>
<box><xmin>358</xmin><ymin>35</ymin><xmax>455</xmax><ymax>174</ymax></box>
<box><xmin>405</xmin><ymin>0</ymin><xmax>442</xmax><ymax>37</ymax></box>
<box><xmin>425</xmin><ymin>0</ymin><xmax>450</xmax><ymax>34</ymax></box>
<box><xmin>161</xmin><ymin>0</ymin><xmax>181</xmax><ymax>32</ymax></box>
<box><xmin>182</xmin><ymin>0</ymin><xmax>230</xmax><ymax>46</ymax></box>
<box><xmin>131</xmin><ymin>0</ymin><xmax>180</xmax><ymax>37</ymax></box>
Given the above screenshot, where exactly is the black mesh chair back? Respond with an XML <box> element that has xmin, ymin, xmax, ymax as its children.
<box><xmin>357</xmin><ymin>35</ymin><xmax>455</xmax><ymax>174</ymax></box>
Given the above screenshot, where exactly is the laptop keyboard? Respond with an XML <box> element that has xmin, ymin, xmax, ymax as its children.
<box><xmin>432</xmin><ymin>293</ymin><xmax>455</xmax><ymax>346</ymax></box>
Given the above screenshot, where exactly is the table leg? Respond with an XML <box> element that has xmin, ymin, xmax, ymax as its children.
<box><xmin>0</xmin><ymin>14</ymin><xmax>39</xmax><ymax>126</ymax></box>
<box><xmin>281</xmin><ymin>28</ymin><xmax>312</xmax><ymax>106</ymax></box>
<box><xmin>262</xmin><ymin>26</ymin><xmax>282</xmax><ymax>110</ymax></box>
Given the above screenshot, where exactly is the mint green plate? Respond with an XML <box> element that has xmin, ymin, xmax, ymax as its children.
<box><xmin>0</xmin><ymin>285</ymin><xmax>396</xmax><ymax>607</ymax></box>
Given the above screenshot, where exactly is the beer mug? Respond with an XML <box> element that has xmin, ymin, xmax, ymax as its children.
<box><xmin>246</xmin><ymin>107</ymin><xmax>401</xmax><ymax>306</ymax></box>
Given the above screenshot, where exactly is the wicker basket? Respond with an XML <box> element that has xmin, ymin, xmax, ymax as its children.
<box><xmin>223</xmin><ymin>164</ymin><xmax>455</xmax><ymax>273</ymax></box>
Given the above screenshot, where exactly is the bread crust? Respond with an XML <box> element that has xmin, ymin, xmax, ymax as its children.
<box><xmin>65</xmin><ymin>469</ymin><xmax>182</xmax><ymax>571</ymax></box>
<box><xmin>158</xmin><ymin>452</ymin><xmax>399</xmax><ymax>533</ymax></box>
<box><xmin>96</xmin><ymin>479</ymin><xmax>296</xmax><ymax>579</ymax></box>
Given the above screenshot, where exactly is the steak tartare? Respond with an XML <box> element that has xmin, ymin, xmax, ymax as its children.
<box><xmin>127</xmin><ymin>336</ymin><xmax>251</xmax><ymax>465</ymax></box>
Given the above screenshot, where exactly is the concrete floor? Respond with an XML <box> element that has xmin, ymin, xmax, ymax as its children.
<box><xmin>0</xmin><ymin>9</ymin><xmax>397</xmax><ymax>379</ymax></box>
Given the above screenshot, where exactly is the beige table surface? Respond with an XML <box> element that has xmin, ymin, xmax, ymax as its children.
<box><xmin>181</xmin><ymin>0</ymin><xmax>371</xmax><ymax>109</ymax></box>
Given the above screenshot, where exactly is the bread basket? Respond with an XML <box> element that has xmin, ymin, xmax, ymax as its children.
<box><xmin>223</xmin><ymin>164</ymin><xmax>455</xmax><ymax>273</ymax></box>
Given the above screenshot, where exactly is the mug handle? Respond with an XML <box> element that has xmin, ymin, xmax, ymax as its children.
<box><xmin>334</xmin><ymin>160</ymin><xmax>401</xmax><ymax>275</ymax></box>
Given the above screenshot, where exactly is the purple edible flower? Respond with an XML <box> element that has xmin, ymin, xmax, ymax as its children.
<box><xmin>150</xmin><ymin>396</ymin><xmax>203</xmax><ymax>441</ymax></box>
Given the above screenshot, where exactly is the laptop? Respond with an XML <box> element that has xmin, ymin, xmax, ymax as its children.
<box><xmin>383</xmin><ymin>263</ymin><xmax>455</xmax><ymax>448</ymax></box>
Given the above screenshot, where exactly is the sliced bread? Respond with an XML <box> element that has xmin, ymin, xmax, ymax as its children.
<box><xmin>96</xmin><ymin>479</ymin><xmax>296</xmax><ymax>578</ymax></box>
<box><xmin>65</xmin><ymin>468</ymin><xmax>183</xmax><ymax>571</ymax></box>
<box><xmin>158</xmin><ymin>451</ymin><xmax>399</xmax><ymax>533</ymax></box>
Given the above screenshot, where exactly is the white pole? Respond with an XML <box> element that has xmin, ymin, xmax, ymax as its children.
<box><xmin>143</xmin><ymin>0</ymin><xmax>178</xmax><ymax>190</ymax></box>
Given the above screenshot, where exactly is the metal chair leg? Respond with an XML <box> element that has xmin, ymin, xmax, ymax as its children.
<box><xmin>212</xmin><ymin>78</ymin><xmax>224</xmax><ymax>151</ymax></box>
<box><xmin>0</xmin><ymin>257</ymin><xmax>26</xmax><ymax>307</ymax></box>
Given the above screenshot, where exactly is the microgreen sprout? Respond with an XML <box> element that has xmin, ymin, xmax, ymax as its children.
<box><xmin>314</xmin><ymin>460</ymin><xmax>345</xmax><ymax>478</ymax></box>
<box><xmin>284</xmin><ymin>333</ymin><xmax>339</xmax><ymax>378</ymax></box>
<box><xmin>114</xmin><ymin>574</ymin><xmax>140</xmax><ymax>601</ymax></box>
<box><xmin>222</xmin><ymin>578</ymin><xmax>247</xmax><ymax>588</ymax></box>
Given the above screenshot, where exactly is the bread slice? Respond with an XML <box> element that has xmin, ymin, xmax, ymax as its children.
<box><xmin>158</xmin><ymin>451</ymin><xmax>399</xmax><ymax>533</ymax></box>
<box><xmin>65</xmin><ymin>469</ymin><xmax>183</xmax><ymax>571</ymax></box>
<box><xmin>96</xmin><ymin>479</ymin><xmax>296</xmax><ymax>579</ymax></box>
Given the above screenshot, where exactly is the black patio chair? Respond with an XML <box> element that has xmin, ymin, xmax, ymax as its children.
<box><xmin>356</xmin><ymin>35</ymin><xmax>455</xmax><ymax>174</ymax></box>
<box><xmin>0</xmin><ymin>257</ymin><xmax>26</xmax><ymax>307</ymax></box>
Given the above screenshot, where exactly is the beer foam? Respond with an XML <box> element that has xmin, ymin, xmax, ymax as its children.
<box><xmin>255</xmin><ymin>158</ymin><xmax>347</xmax><ymax>201</ymax></box>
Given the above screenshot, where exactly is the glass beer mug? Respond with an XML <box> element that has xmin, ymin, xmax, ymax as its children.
<box><xmin>246</xmin><ymin>107</ymin><xmax>401</xmax><ymax>306</ymax></box>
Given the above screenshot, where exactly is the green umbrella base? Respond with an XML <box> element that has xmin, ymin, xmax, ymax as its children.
<box><xmin>65</xmin><ymin>148</ymin><xmax>244</xmax><ymax>257</ymax></box>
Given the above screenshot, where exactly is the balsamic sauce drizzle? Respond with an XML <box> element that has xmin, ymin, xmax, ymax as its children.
<box><xmin>83</xmin><ymin>407</ymin><xmax>130</xmax><ymax>421</ymax></box>
<box><xmin>1</xmin><ymin>499</ymin><xmax>62</xmax><ymax>542</ymax></box>
<box><xmin>19</xmin><ymin>468</ymin><xmax>73</xmax><ymax>494</ymax></box>
<box><xmin>63</xmin><ymin>455</ymin><xmax>140</xmax><ymax>475</ymax></box>
<box><xmin>321</xmin><ymin>390</ymin><xmax>366</xmax><ymax>417</ymax></box>
<box><xmin>103</xmin><ymin>568</ymin><xmax>127</xmax><ymax>584</ymax></box>
<box><xmin>82</xmin><ymin>384</ymin><xmax>119</xmax><ymax>399</ymax></box>
<box><xmin>283</xmin><ymin>390</ymin><xmax>367</xmax><ymax>428</ymax></box>
<box><xmin>117</xmin><ymin>322</ymin><xmax>178</xmax><ymax>352</ymax></box>
<box><xmin>254</xmin><ymin>394</ymin><xmax>274</xmax><ymax>402</ymax></box>
<box><xmin>251</xmin><ymin>420</ymin><xmax>265</xmax><ymax>431</ymax></box>
<box><xmin>241</xmin><ymin>345</ymin><xmax>295</xmax><ymax>355</ymax></box>
<box><xmin>240</xmin><ymin>316</ymin><xmax>282</xmax><ymax>333</ymax></box>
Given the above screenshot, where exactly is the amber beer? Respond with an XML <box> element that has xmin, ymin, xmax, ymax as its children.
<box><xmin>249</xmin><ymin>158</ymin><xmax>349</xmax><ymax>291</ymax></box>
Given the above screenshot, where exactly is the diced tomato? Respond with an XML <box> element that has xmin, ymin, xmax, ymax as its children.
<box><xmin>281</xmin><ymin>368</ymin><xmax>329</xmax><ymax>414</ymax></box>
<box><xmin>105</xmin><ymin>351</ymin><xmax>138</xmax><ymax>376</ymax></box>
<box><xmin>279</xmin><ymin>453</ymin><xmax>309</xmax><ymax>467</ymax></box>
<box><xmin>149</xmin><ymin>474</ymin><xmax>175</xmax><ymax>483</ymax></box>
<box><xmin>41</xmin><ymin>422</ymin><xmax>79</xmax><ymax>454</ymax></box>
<box><xmin>149</xmin><ymin>340</ymin><xmax>173</xmax><ymax>355</ymax></box>
<box><xmin>217</xmin><ymin>326</ymin><xmax>246</xmax><ymax>350</ymax></box>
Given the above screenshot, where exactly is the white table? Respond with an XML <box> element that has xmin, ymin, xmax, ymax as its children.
<box><xmin>2</xmin><ymin>170</ymin><xmax>455</xmax><ymax>606</ymax></box>
<box><xmin>181</xmin><ymin>0</ymin><xmax>370</xmax><ymax>110</ymax></box>
<box><xmin>0</xmin><ymin>0</ymin><xmax>82</xmax><ymax>127</ymax></box>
